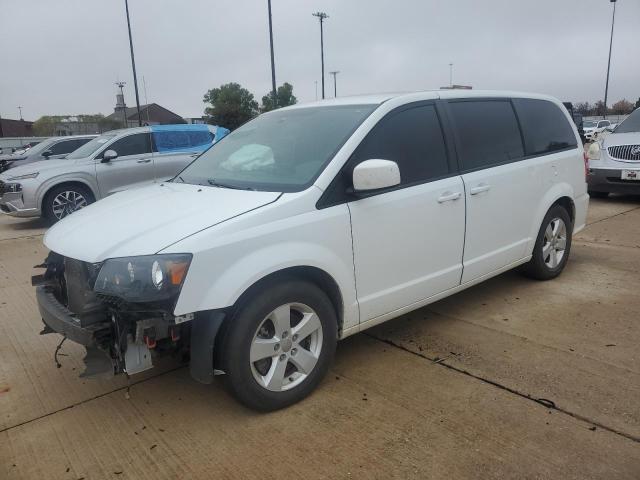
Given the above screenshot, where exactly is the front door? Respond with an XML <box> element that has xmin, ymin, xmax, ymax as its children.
<box><xmin>95</xmin><ymin>132</ymin><xmax>155</xmax><ymax>197</ymax></box>
<box><xmin>346</xmin><ymin>103</ymin><xmax>465</xmax><ymax>321</ymax></box>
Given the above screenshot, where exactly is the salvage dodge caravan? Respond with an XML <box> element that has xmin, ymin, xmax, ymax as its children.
<box><xmin>34</xmin><ymin>91</ymin><xmax>588</xmax><ymax>411</ymax></box>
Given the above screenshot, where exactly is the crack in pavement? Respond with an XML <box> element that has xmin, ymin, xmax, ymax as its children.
<box><xmin>585</xmin><ymin>203</ymin><xmax>640</xmax><ymax>227</ymax></box>
<box><xmin>0</xmin><ymin>365</ymin><xmax>186</xmax><ymax>434</ymax></box>
<box><xmin>365</xmin><ymin>332</ymin><xmax>640</xmax><ymax>444</ymax></box>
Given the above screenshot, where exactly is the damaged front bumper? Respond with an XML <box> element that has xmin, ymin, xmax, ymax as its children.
<box><xmin>33</xmin><ymin>253</ymin><xmax>193</xmax><ymax>378</ymax></box>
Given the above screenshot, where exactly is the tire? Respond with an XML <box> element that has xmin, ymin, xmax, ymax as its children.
<box><xmin>220</xmin><ymin>280</ymin><xmax>338</xmax><ymax>411</ymax></box>
<box><xmin>43</xmin><ymin>184</ymin><xmax>95</xmax><ymax>222</ymax></box>
<box><xmin>588</xmin><ymin>190</ymin><xmax>609</xmax><ymax>199</ymax></box>
<box><xmin>520</xmin><ymin>205</ymin><xmax>572</xmax><ymax>281</ymax></box>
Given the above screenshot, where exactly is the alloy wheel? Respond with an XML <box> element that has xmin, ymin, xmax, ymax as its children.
<box><xmin>250</xmin><ymin>302</ymin><xmax>323</xmax><ymax>392</ymax></box>
<box><xmin>542</xmin><ymin>217</ymin><xmax>567</xmax><ymax>268</ymax></box>
<box><xmin>52</xmin><ymin>190</ymin><xmax>88</xmax><ymax>219</ymax></box>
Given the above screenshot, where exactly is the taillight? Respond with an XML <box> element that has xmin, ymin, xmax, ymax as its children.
<box><xmin>583</xmin><ymin>151</ymin><xmax>589</xmax><ymax>181</ymax></box>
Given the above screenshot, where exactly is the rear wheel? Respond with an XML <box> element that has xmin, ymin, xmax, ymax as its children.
<box><xmin>520</xmin><ymin>205</ymin><xmax>572</xmax><ymax>280</ymax></box>
<box><xmin>221</xmin><ymin>280</ymin><xmax>338</xmax><ymax>411</ymax></box>
<box><xmin>44</xmin><ymin>184</ymin><xmax>94</xmax><ymax>222</ymax></box>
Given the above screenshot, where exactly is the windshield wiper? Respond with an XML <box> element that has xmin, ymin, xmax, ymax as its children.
<box><xmin>207</xmin><ymin>179</ymin><xmax>256</xmax><ymax>191</ymax></box>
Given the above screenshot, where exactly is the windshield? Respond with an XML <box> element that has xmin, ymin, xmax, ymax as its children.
<box><xmin>174</xmin><ymin>105</ymin><xmax>377</xmax><ymax>192</ymax></box>
<box><xmin>613</xmin><ymin>108</ymin><xmax>640</xmax><ymax>134</ymax></box>
<box><xmin>66</xmin><ymin>134</ymin><xmax>116</xmax><ymax>159</ymax></box>
<box><xmin>583</xmin><ymin>121</ymin><xmax>597</xmax><ymax>128</ymax></box>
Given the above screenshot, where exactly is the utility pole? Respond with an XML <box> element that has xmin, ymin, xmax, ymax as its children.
<box><xmin>603</xmin><ymin>0</ymin><xmax>618</xmax><ymax>119</ymax></box>
<box><xmin>312</xmin><ymin>12</ymin><xmax>328</xmax><ymax>99</ymax></box>
<box><xmin>449</xmin><ymin>63</ymin><xmax>453</xmax><ymax>88</ymax></box>
<box><xmin>267</xmin><ymin>0</ymin><xmax>277</xmax><ymax>109</ymax></box>
<box><xmin>17</xmin><ymin>106</ymin><xmax>23</xmax><ymax>121</ymax></box>
<box><xmin>124</xmin><ymin>0</ymin><xmax>143</xmax><ymax>126</ymax></box>
<box><xmin>329</xmin><ymin>71</ymin><xmax>339</xmax><ymax>98</ymax></box>
<box><xmin>116</xmin><ymin>82</ymin><xmax>127</xmax><ymax>128</ymax></box>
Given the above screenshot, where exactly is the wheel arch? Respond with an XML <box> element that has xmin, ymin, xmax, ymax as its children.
<box><xmin>231</xmin><ymin>266</ymin><xmax>345</xmax><ymax>335</ymax></box>
<box><xmin>39</xmin><ymin>179</ymin><xmax>97</xmax><ymax>212</ymax></box>
<box><xmin>527</xmin><ymin>184</ymin><xmax>576</xmax><ymax>255</ymax></box>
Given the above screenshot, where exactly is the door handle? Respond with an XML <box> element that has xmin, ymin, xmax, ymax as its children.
<box><xmin>437</xmin><ymin>191</ymin><xmax>462</xmax><ymax>203</ymax></box>
<box><xmin>469</xmin><ymin>183</ymin><xmax>491</xmax><ymax>195</ymax></box>
<box><xmin>136</xmin><ymin>158</ymin><xmax>152</xmax><ymax>164</ymax></box>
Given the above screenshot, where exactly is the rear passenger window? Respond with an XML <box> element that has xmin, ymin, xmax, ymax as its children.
<box><xmin>351</xmin><ymin>104</ymin><xmax>449</xmax><ymax>186</ymax></box>
<box><xmin>107</xmin><ymin>133</ymin><xmax>152</xmax><ymax>157</ymax></box>
<box><xmin>449</xmin><ymin>100</ymin><xmax>524</xmax><ymax>170</ymax></box>
<box><xmin>513</xmin><ymin>99</ymin><xmax>577</xmax><ymax>155</ymax></box>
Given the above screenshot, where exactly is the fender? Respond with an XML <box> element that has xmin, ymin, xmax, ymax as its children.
<box><xmin>36</xmin><ymin>172</ymin><xmax>99</xmax><ymax>211</ymax></box>
<box><xmin>174</xmin><ymin>241</ymin><xmax>359</xmax><ymax>331</ymax></box>
<box><xmin>526</xmin><ymin>182</ymin><xmax>575</xmax><ymax>254</ymax></box>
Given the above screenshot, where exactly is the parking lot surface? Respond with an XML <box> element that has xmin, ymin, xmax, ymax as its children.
<box><xmin>1</xmin><ymin>198</ymin><xmax>639</xmax><ymax>479</ymax></box>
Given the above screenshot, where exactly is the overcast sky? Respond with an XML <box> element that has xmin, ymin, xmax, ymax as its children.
<box><xmin>1</xmin><ymin>0</ymin><xmax>638</xmax><ymax>120</ymax></box>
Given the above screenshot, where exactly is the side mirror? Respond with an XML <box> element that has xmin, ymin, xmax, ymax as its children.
<box><xmin>42</xmin><ymin>150</ymin><xmax>53</xmax><ymax>158</ymax></box>
<box><xmin>101</xmin><ymin>150</ymin><xmax>118</xmax><ymax>163</ymax></box>
<box><xmin>352</xmin><ymin>159</ymin><xmax>401</xmax><ymax>192</ymax></box>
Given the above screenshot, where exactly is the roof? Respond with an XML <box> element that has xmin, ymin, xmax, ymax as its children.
<box><xmin>281</xmin><ymin>90</ymin><xmax>562</xmax><ymax>111</ymax></box>
<box><xmin>106</xmin><ymin>103</ymin><xmax>185</xmax><ymax>123</ymax></box>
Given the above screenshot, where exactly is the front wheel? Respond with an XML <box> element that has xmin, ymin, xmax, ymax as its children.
<box><xmin>221</xmin><ymin>280</ymin><xmax>338</xmax><ymax>411</ymax></box>
<box><xmin>44</xmin><ymin>184</ymin><xmax>95</xmax><ymax>222</ymax></box>
<box><xmin>520</xmin><ymin>205</ymin><xmax>572</xmax><ymax>280</ymax></box>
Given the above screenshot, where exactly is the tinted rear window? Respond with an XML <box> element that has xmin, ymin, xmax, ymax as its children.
<box><xmin>513</xmin><ymin>99</ymin><xmax>577</xmax><ymax>155</ymax></box>
<box><xmin>448</xmin><ymin>100</ymin><xmax>524</xmax><ymax>171</ymax></box>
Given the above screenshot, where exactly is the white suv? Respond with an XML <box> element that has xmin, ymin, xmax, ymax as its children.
<box><xmin>34</xmin><ymin>91</ymin><xmax>588</xmax><ymax>411</ymax></box>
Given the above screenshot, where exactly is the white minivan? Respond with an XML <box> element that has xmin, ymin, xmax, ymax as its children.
<box><xmin>34</xmin><ymin>91</ymin><xmax>588</xmax><ymax>411</ymax></box>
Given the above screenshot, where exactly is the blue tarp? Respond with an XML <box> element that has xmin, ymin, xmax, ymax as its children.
<box><xmin>150</xmin><ymin>124</ymin><xmax>229</xmax><ymax>153</ymax></box>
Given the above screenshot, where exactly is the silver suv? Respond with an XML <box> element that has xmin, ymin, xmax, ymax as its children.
<box><xmin>0</xmin><ymin>135</ymin><xmax>96</xmax><ymax>173</ymax></box>
<box><xmin>0</xmin><ymin>124</ymin><xmax>227</xmax><ymax>221</ymax></box>
<box><xmin>587</xmin><ymin>108</ymin><xmax>640</xmax><ymax>197</ymax></box>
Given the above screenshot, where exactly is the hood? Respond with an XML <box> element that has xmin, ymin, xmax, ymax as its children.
<box><xmin>0</xmin><ymin>159</ymin><xmax>72</xmax><ymax>180</ymax></box>
<box><xmin>602</xmin><ymin>132</ymin><xmax>640</xmax><ymax>147</ymax></box>
<box><xmin>44</xmin><ymin>182</ymin><xmax>281</xmax><ymax>263</ymax></box>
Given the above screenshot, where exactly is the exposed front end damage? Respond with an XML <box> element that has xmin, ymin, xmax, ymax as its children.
<box><xmin>33</xmin><ymin>252</ymin><xmax>196</xmax><ymax>378</ymax></box>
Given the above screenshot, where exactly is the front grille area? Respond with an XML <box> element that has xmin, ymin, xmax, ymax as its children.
<box><xmin>608</xmin><ymin>145</ymin><xmax>640</xmax><ymax>161</ymax></box>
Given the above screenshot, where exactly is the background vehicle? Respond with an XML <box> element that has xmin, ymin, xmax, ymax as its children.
<box><xmin>587</xmin><ymin>107</ymin><xmax>640</xmax><ymax>197</ymax></box>
<box><xmin>34</xmin><ymin>91</ymin><xmax>588</xmax><ymax>411</ymax></box>
<box><xmin>583</xmin><ymin>119</ymin><xmax>612</xmax><ymax>141</ymax></box>
<box><xmin>0</xmin><ymin>135</ymin><xmax>95</xmax><ymax>173</ymax></box>
<box><xmin>0</xmin><ymin>124</ymin><xmax>228</xmax><ymax>221</ymax></box>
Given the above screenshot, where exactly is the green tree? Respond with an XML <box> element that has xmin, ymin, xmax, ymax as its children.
<box><xmin>594</xmin><ymin>100</ymin><xmax>608</xmax><ymax>117</ymax></box>
<box><xmin>611</xmin><ymin>99</ymin><xmax>634</xmax><ymax>115</ymax></box>
<box><xmin>33</xmin><ymin>116</ymin><xmax>61</xmax><ymax>136</ymax></box>
<box><xmin>203</xmin><ymin>83</ymin><xmax>259</xmax><ymax>131</ymax></box>
<box><xmin>261</xmin><ymin>82</ymin><xmax>297</xmax><ymax>112</ymax></box>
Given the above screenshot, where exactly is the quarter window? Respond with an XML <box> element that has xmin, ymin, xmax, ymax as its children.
<box><xmin>448</xmin><ymin>100</ymin><xmax>524</xmax><ymax>170</ymax></box>
<box><xmin>513</xmin><ymin>99</ymin><xmax>577</xmax><ymax>155</ymax></box>
<box><xmin>350</xmin><ymin>104</ymin><xmax>449</xmax><ymax>185</ymax></box>
<box><xmin>106</xmin><ymin>133</ymin><xmax>152</xmax><ymax>157</ymax></box>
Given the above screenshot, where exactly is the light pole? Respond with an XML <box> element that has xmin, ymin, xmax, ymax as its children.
<box><xmin>329</xmin><ymin>71</ymin><xmax>339</xmax><ymax>97</ymax></box>
<box><xmin>267</xmin><ymin>0</ymin><xmax>277</xmax><ymax>108</ymax></box>
<box><xmin>449</xmin><ymin>63</ymin><xmax>453</xmax><ymax>88</ymax></box>
<box><xmin>603</xmin><ymin>0</ymin><xmax>618</xmax><ymax>119</ymax></box>
<box><xmin>312</xmin><ymin>12</ymin><xmax>328</xmax><ymax>99</ymax></box>
<box><xmin>124</xmin><ymin>0</ymin><xmax>142</xmax><ymax>126</ymax></box>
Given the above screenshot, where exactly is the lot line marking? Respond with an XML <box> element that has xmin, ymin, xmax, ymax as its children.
<box><xmin>365</xmin><ymin>332</ymin><xmax>640</xmax><ymax>444</ymax></box>
<box><xmin>0</xmin><ymin>365</ymin><xmax>186</xmax><ymax>434</ymax></box>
